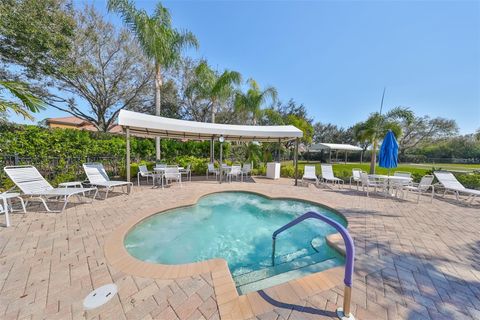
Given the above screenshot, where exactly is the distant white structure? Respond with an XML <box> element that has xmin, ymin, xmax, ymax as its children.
<box><xmin>308</xmin><ymin>143</ymin><xmax>363</xmax><ymax>163</ymax></box>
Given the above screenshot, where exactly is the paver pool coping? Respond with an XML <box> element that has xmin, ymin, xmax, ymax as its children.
<box><xmin>104</xmin><ymin>189</ymin><xmax>348</xmax><ymax>319</ymax></box>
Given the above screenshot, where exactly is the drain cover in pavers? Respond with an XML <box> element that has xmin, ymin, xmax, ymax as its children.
<box><xmin>83</xmin><ymin>284</ymin><xmax>118</xmax><ymax>310</ymax></box>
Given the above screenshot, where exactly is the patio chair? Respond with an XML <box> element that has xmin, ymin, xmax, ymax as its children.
<box><xmin>137</xmin><ymin>165</ymin><xmax>155</xmax><ymax>186</ymax></box>
<box><xmin>206</xmin><ymin>163</ymin><xmax>219</xmax><ymax>180</ymax></box>
<box><xmin>4</xmin><ymin>165</ymin><xmax>97</xmax><ymax>213</ymax></box>
<box><xmin>227</xmin><ymin>165</ymin><xmax>242</xmax><ymax>183</ymax></box>
<box><xmin>391</xmin><ymin>171</ymin><xmax>413</xmax><ymax>197</ymax></box>
<box><xmin>349</xmin><ymin>168</ymin><xmax>362</xmax><ymax>190</ymax></box>
<box><xmin>155</xmin><ymin>163</ymin><xmax>167</xmax><ymax>169</ymax></box>
<box><xmin>180</xmin><ymin>164</ymin><xmax>192</xmax><ymax>182</ymax></box>
<box><xmin>301</xmin><ymin>165</ymin><xmax>319</xmax><ymax>186</ymax></box>
<box><xmin>320</xmin><ymin>164</ymin><xmax>344</xmax><ymax>187</ymax></box>
<box><xmin>360</xmin><ymin>172</ymin><xmax>386</xmax><ymax>197</ymax></box>
<box><xmin>83</xmin><ymin>163</ymin><xmax>133</xmax><ymax>199</ymax></box>
<box><xmin>1</xmin><ymin>192</ymin><xmax>26</xmax><ymax>227</ymax></box>
<box><xmin>434</xmin><ymin>171</ymin><xmax>480</xmax><ymax>204</ymax></box>
<box><xmin>241</xmin><ymin>163</ymin><xmax>252</xmax><ymax>181</ymax></box>
<box><xmin>164</xmin><ymin>166</ymin><xmax>182</xmax><ymax>187</ymax></box>
<box><xmin>394</xmin><ymin>171</ymin><xmax>412</xmax><ymax>183</ymax></box>
<box><xmin>402</xmin><ymin>175</ymin><xmax>435</xmax><ymax>203</ymax></box>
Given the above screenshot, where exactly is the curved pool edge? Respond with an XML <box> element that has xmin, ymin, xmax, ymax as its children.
<box><xmin>104</xmin><ymin>186</ymin><xmax>349</xmax><ymax>318</ymax></box>
<box><xmin>105</xmin><ymin>189</ymin><xmax>348</xmax><ymax>277</ymax></box>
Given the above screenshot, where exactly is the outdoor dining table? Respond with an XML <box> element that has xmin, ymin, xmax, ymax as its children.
<box><xmin>368</xmin><ymin>174</ymin><xmax>413</xmax><ymax>197</ymax></box>
<box><xmin>153</xmin><ymin>167</ymin><xmax>184</xmax><ymax>187</ymax></box>
<box><xmin>219</xmin><ymin>166</ymin><xmax>232</xmax><ymax>181</ymax></box>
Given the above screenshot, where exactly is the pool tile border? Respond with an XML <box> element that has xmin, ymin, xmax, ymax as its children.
<box><xmin>104</xmin><ymin>188</ymin><xmax>347</xmax><ymax>319</ymax></box>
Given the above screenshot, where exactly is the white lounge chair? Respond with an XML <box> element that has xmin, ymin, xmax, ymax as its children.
<box><xmin>4</xmin><ymin>165</ymin><xmax>97</xmax><ymax>212</ymax></box>
<box><xmin>164</xmin><ymin>166</ymin><xmax>182</xmax><ymax>187</ymax></box>
<box><xmin>302</xmin><ymin>165</ymin><xmax>319</xmax><ymax>186</ymax></box>
<box><xmin>434</xmin><ymin>171</ymin><xmax>480</xmax><ymax>204</ymax></box>
<box><xmin>180</xmin><ymin>164</ymin><xmax>192</xmax><ymax>182</ymax></box>
<box><xmin>241</xmin><ymin>163</ymin><xmax>252</xmax><ymax>181</ymax></box>
<box><xmin>320</xmin><ymin>164</ymin><xmax>344</xmax><ymax>187</ymax></box>
<box><xmin>360</xmin><ymin>172</ymin><xmax>386</xmax><ymax>197</ymax></box>
<box><xmin>137</xmin><ymin>165</ymin><xmax>155</xmax><ymax>186</ymax></box>
<box><xmin>206</xmin><ymin>163</ymin><xmax>219</xmax><ymax>180</ymax></box>
<box><xmin>349</xmin><ymin>168</ymin><xmax>362</xmax><ymax>190</ymax></box>
<box><xmin>83</xmin><ymin>163</ymin><xmax>133</xmax><ymax>199</ymax></box>
<box><xmin>402</xmin><ymin>175</ymin><xmax>435</xmax><ymax>203</ymax></box>
<box><xmin>227</xmin><ymin>165</ymin><xmax>242</xmax><ymax>183</ymax></box>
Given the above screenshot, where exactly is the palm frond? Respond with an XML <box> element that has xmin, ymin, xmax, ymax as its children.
<box><xmin>0</xmin><ymin>81</ymin><xmax>45</xmax><ymax>120</ymax></box>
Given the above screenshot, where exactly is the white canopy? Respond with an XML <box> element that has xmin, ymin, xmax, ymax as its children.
<box><xmin>308</xmin><ymin>143</ymin><xmax>363</xmax><ymax>152</ymax></box>
<box><xmin>118</xmin><ymin>110</ymin><xmax>303</xmax><ymax>142</ymax></box>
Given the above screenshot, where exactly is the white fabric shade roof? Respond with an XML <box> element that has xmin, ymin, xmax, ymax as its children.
<box><xmin>118</xmin><ymin>110</ymin><xmax>303</xmax><ymax>142</ymax></box>
<box><xmin>308</xmin><ymin>143</ymin><xmax>363</xmax><ymax>152</ymax></box>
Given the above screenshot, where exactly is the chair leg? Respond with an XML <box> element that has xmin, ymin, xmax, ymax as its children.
<box><xmin>3</xmin><ymin>197</ymin><xmax>10</xmax><ymax>227</ymax></box>
<box><xmin>39</xmin><ymin>197</ymin><xmax>53</xmax><ymax>212</ymax></box>
<box><xmin>61</xmin><ymin>195</ymin><xmax>73</xmax><ymax>213</ymax></box>
<box><xmin>17</xmin><ymin>197</ymin><xmax>26</xmax><ymax>213</ymax></box>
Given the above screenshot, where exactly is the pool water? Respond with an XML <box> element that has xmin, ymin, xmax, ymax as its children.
<box><xmin>125</xmin><ymin>192</ymin><xmax>346</xmax><ymax>293</ymax></box>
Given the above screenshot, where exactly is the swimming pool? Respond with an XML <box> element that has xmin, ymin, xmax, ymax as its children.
<box><xmin>125</xmin><ymin>192</ymin><xmax>346</xmax><ymax>294</ymax></box>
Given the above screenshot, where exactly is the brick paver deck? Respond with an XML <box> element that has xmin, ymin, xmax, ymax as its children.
<box><xmin>0</xmin><ymin>178</ymin><xmax>479</xmax><ymax>319</ymax></box>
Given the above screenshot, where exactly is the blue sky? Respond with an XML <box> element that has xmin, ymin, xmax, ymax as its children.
<box><xmin>10</xmin><ymin>0</ymin><xmax>480</xmax><ymax>133</ymax></box>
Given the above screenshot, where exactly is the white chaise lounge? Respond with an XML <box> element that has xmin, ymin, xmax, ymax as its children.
<box><xmin>302</xmin><ymin>165</ymin><xmax>319</xmax><ymax>186</ymax></box>
<box><xmin>4</xmin><ymin>165</ymin><xmax>97</xmax><ymax>213</ymax></box>
<box><xmin>83</xmin><ymin>163</ymin><xmax>133</xmax><ymax>199</ymax></box>
<box><xmin>320</xmin><ymin>164</ymin><xmax>344</xmax><ymax>187</ymax></box>
<box><xmin>434</xmin><ymin>171</ymin><xmax>480</xmax><ymax>204</ymax></box>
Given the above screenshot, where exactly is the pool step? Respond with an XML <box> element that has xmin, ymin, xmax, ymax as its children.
<box><xmin>232</xmin><ymin>247</ymin><xmax>312</xmax><ymax>278</ymax></box>
<box><xmin>236</xmin><ymin>257</ymin><xmax>342</xmax><ymax>295</ymax></box>
<box><xmin>234</xmin><ymin>251</ymin><xmax>341</xmax><ymax>289</ymax></box>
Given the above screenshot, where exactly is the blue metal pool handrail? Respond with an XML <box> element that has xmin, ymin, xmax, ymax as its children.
<box><xmin>271</xmin><ymin>211</ymin><xmax>355</xmax><ymax>319</ymax></box>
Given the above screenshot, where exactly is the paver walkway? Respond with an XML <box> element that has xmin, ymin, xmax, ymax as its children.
<box><xmin>0</xmin><ymin>178</ymin><xmax>479</xmax><ymax>319</ymax></box>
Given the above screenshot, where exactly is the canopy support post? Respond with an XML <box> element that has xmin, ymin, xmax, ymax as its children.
<box><xmin>345</xmin><ymin>151</ymin><xmax>348</xmax><ymax>164</ymax></box>
<box><xmin>210</xmin><ymin>137</ymin><xmax>214</xmax><ymax>163</ymax></box>
<box><xmin>126</xmin><ymin>127</ymin><xmax>131</xmax><ymax>183</ymax></box>
<box><xmin>219</xmin><ymin>141</ymin><xmax>223</xmax><ymax>184</ymax></box>
<box><xmin>329</xmin><ymin>150</ymin><xmax>332</xmax><ymax>163</ymax></box>
<box><xmin>276</xmin><ymin>138</ymin><xmax>281</xmax><ymax>162</ymax></box>
<box><xmin>294</xmin><ymin>138</ymin><xmax>299</xmax><ymax>186</ymax></box>
<box><xmin>155</xmin><ymin>137</ymin><xmax>161</xmax><ymax>161</ymax></box>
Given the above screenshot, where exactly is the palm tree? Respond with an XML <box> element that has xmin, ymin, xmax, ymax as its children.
<box><xmin>187</xmin><ymin>61</ymin><xmax>241</xmax><ymax>161</ymax></box>
<box><xmin>192</xmin><ymin>61</ymin><xmax>242</xmax><ymax>124</ymax></box>
<box><xmin>353</xmin><ymin>107</ymin><xmax>414</xmax><ymax>173</ymax></box>
<box><xmin>0</xmin><ymin>81</ymin><xmax>44</xmax><ymax>120</ymax></box>
<box><xmin>234</xmin><ymin>79</ymin><xmax>277</xmax><ymax>125</ymax></box>
<box><xmin>108</xmin><ymin>0</ymin><xmax>199</xmax><ymax>160</ymax></box>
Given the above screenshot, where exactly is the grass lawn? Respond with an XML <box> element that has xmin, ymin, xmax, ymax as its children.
<box><xmin>280</xmin><ymin>161</ymin><xmax>479</xmax><ymax>181</ymax></box>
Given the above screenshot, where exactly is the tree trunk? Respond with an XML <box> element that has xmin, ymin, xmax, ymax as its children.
<box><xmin>155</xmin><ymin>63</ymin><xmax>162</xmax><ymax>160</ymax></box>
<box><xmin>370</xmin><ymin>140</ymin><xmax>377</xmax><ymax>174</ymax></box>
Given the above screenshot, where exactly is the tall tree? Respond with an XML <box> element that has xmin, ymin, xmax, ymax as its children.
<box><xmin>397</xmin><ymin>116</ymin><xmax>458</xmax><ymax>157</ymax></box>
<box><xmin>108</xmin><ymin>0</ymin><xmax>198</xmax><ymax>160</ymax></box>
<box><xmin>234</xmin><ymin>79</ymin><xmax>277</xmax><ymax>125</ymax></box>
<box><xmin>0</xmin><ymin>81</ymin><xmax>44</xmax><ymax>120</ymax></box>
<box><xmin>49</xmin><ymin>7</ymin><xmax>154</xmax><ymax>131</ymax></box>
<box><xmin>0</xmin><ymin>0</ymin><xmax>75</xmax><ymax>78</ymax></box>
<box><xmin>187</xmin><ymin>61</ymin><xmax>241</xmax><ymax>161</ymax></box>
<box><xmin>353</xmin><ymin>107</ymin><xmax>414</xmax><ymax>173</ymax></box>
<box><xmin>190</xmin><ymin>61</ymin><xmax>241</xmax><ymax>124</ymax></box>
<box><xmin>313</xmin><ymin>122</ymin><xmax>354</xmax><ymax>144</ymax></box>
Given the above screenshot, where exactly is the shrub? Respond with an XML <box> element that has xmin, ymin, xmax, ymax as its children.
<box><xmin>456</xmin><ymin>173</ymin><xmax>480</xmax><ymax>190</ymax></box>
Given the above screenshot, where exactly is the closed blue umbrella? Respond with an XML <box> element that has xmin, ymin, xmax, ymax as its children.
<box><xmin>379</xmin><ymin>130</ymin><xmax>398</xmax><ymax>172</ymax></box>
